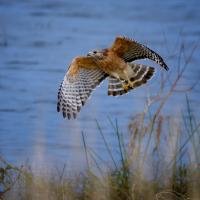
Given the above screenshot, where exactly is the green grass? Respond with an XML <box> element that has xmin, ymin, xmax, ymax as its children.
<box><xmin>1</xmin><ymin>40</ymin><xmax>200</xmax><ymax>200</ymax></box>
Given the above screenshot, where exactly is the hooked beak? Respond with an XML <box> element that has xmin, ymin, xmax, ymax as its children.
<box><xmin>87</xmin><ymin>52</ymin><xmax>92</xmax><ymax>56</ymax></box>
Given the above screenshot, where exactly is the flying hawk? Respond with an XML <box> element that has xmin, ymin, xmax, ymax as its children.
<box><xmin>57</xmin><ymin>36</ymin><xmax>168</xmax><ymax>119</ymax></box>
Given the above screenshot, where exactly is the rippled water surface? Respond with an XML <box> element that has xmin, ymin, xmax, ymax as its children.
<box><xmin>0</xmin><ymin>0</ymin><xmax>200</xmax><ymax>170</ymax></box>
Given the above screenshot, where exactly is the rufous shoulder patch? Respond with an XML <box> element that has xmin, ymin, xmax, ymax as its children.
<box><xmin>111</xmin><ymin>36</ymin><xmax>133</xmax><ymax>57</ymax></box>
<box><xmin>68</xmin><ymin>56</ymin><xmax>98</xmax><ymax>76</ymax></box>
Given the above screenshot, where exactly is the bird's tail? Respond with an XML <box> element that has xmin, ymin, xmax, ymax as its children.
<box><xmin>108</xmin><ymin>63</ymin><xmax>155</xmax><ymax>96</ymax></box>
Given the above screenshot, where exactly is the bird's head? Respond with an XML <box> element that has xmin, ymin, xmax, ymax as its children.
<box><xmin>87</xmin><ymin>49</ymin><xmax>107</xmax><ymax>58</ymax></box>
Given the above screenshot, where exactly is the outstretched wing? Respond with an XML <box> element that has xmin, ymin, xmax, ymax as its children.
<box><xmin>110</xmin><ymin>36</ymin><xmax>169</xmax><ymax>71</ymax></box>
<box><xmin>57</xmin><ymin>56</ymin><xmax>108</xmax><ymax>119</ymax></box>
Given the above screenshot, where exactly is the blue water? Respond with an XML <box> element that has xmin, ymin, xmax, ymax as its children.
<box><xmin>0</xmin><ymin>0</ymin><xmax>200</xmax><ymax>171</ymax></box>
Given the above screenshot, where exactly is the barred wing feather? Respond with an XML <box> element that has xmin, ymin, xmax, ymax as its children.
<box><xmin>57</xmin><ymin>68</ymin><xmax>107</xmax><ymax>119</ymax></box>
<box><xmin>111</xmin><ymin>36</ymin><xmax>169</xmax><ymax>71</ymax></box>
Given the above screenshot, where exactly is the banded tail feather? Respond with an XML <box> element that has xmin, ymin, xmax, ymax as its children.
<box><xmin>108</xmin><ymin>63</ymin><xmax>155</xmax><ymax>96</ymax></box>
<box><xmin>108</xmin><ymin>77</ymin><xmax>128</xmax><ymax>96</ymax></box>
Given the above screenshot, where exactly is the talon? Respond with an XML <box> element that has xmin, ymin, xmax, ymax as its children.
<box><xmin>128</xmin><ymin>81</ymin><xmax>134</xmax><ymax>88</ymax></box>
<box><xmin>123</xmin><ymin>83</ymin><xmax>129</xmax><ymax>91</ymax></box>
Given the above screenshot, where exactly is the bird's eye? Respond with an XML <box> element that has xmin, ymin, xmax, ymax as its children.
<box><xmin>93</xmin><ymin>51</ymin><xmax>97</xmax><ymax>54</ymax></box>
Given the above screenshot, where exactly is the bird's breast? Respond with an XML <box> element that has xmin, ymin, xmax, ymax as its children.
<box><xmin>97</xmin><ymin>53</ymin><xmax>127</xmax><ymax>75</ymax></box>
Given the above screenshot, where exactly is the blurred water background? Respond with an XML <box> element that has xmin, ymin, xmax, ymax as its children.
<box><xmin>0</xmin><ymin>0</ymin><xmax>199</xmax><ymax>172</ymax></box>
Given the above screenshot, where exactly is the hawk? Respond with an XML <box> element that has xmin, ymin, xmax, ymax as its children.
<box><xmin>57</xmin><ymin>36</ymin><xmax>168</xmax><ymax>119</ymax></box>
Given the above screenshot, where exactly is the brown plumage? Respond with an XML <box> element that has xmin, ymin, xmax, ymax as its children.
<box><xmin>110</xmin><ymin>37</ymin><xmax>168</xmax><ymax>70</ymax></box>
<box><xmin>57</xmin><ymin>36</ymin><xmax>168</xmax><ymax>119</ymax></box>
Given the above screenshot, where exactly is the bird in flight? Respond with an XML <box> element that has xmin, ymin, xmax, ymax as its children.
<box><xmin>57</xmin><ymin>36</ymin><xmax>168</xmax><ymax>119</ymax></box>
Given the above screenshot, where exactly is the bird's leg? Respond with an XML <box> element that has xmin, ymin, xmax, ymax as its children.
<box><xmin>122</xmin><ymin>70</ymin><xmax>134</xmax><ymax>90</ymax></box>
<box><xmin>111</xmin><ymin>71</ymin><xmax>132</xmax><ymax>92</ymax></box>
<box><xmin>111</xmin><ymin>72</ymin><xmax>129</xmax><ymax>91</ymax></box>
<box><xmin>122</xmin><ymin>81</ymin><xmax>129</xmax><ymax>91</ymax></box>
